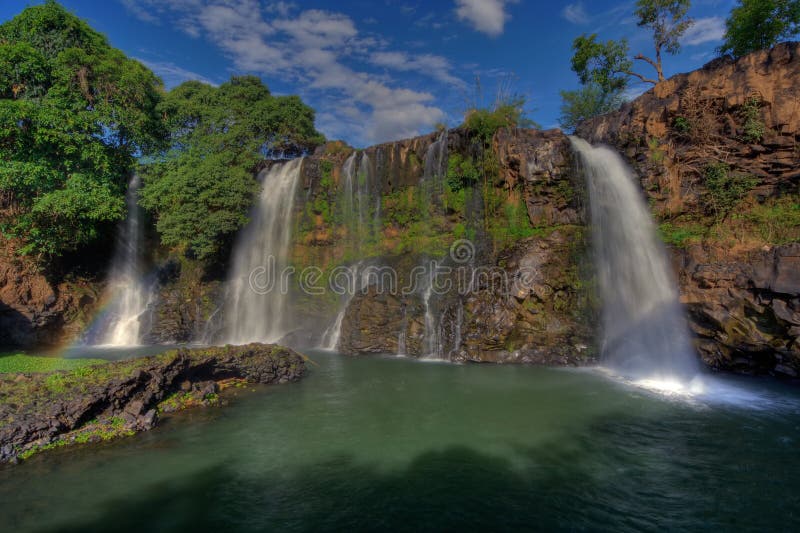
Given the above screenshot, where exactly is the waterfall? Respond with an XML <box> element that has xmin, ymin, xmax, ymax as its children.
<box><xmin>418</xmin><ymin>133</ymin><xmax>448</xmax><ymax>360</ymax></box>
<box><xmin>424</xmin><ymin>131</ymin><xmax>448</xmax><ymax>183</ymax></box>
<box><xmin>570</xmin><ymin>137</ymin><xmax>697</xmax><ymax>381</ymax></box>
<box><xmin>224</xmin><ymin>158</ymin><xmax>303</xmax><ymax>345</ymax></box>
<box><xmin>97</xmin><ymin>175</ymin><xmax>152</xmax><ymax>346</ymax></box>
<box><xmin>422</xmin><ymin>260</ymin><xmax>444</xmax><ymax>359</ymax></box>
<box><xmin>320</xmin><ymin>261</ymin><xmax>364</xmax><ymax>351</ymax></box>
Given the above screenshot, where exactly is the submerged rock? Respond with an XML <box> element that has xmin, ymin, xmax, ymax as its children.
<box><xmin>0</xmin><ymin>344</ymin><xmax>306</xmax><ymax>464</ymax></box>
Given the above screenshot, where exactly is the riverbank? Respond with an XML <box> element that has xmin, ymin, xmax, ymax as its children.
<box><xmin>0</xmin><ymin>344</ymin><xmax>306</xmax><ymax>464</ymax></box>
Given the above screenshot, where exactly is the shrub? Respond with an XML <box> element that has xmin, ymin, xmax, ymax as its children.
<box><xmin>740</xmin><ymin>96</ymin><xmax>765</xmax><ymax>143</ymax></box>
<box><xmin>703</xmin><ymin>162</ymin><xmax>759</xmax><ymax>219</ymax></box>
<box><xmin>446</xmin><ymin>154</ymin><xmax>480</xmax><ymax>192</ymax></box>
<box><xmin>673</xmin><ymin>116</ymin><xmax>692</xmax><ymax>135</ymax></box>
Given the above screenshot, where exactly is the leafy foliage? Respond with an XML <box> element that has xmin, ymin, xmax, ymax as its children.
<box><xmin>0</xmin><ymin>1</ymin><xmax>164</xmax><ymax>258</ymax></box>
<box><xmin>568</xmin><ymin>0</ymin><xmax>693</xmax><ymax>98</ymax></box>
<box><xmin>446</xmin><ymin>154</ymin><xmax>480</xmax><ymax>191</ymax></box>
<box><xmin>719</xmin><ymin>0</ymin><xmax>800</xmax><ymax>57</ymax></box>
<box><xmin>635</xmin><ymin>0</ymin><xmax>693</xmax><ymax>76</ymax></box>
<box><xmin>559</xmin><ymin>83</ymin><xmax>625</xmax><ymax>132</ymax></box>
<box><xmin>740</xmin><ymin>96</ymin><xmax>766</xmax><ymax>142</ymax></box>
<box><xmin>463</xmin><ymin>95</ymin><xmax>534</xmax><ymax>143</ymax></box>
<box><xmin>570</xmin><ymin>35</ymin><xmax>633</xmax><ymax>93</ymax></box>
<box><xmin>703</xmin><ymin>162</ymin><xmax>759</xmax><ymax>219</ymax></box>
<box><xmin>139</xmin><ymin>76</ymin><xmax>324</xmax><ymax>260</ymax></box>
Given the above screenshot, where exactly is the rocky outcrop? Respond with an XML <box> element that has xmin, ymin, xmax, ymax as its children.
<box><xmin>0</xmin><ymin>239</ymin><xmax>101</xmax><ymax>347</ymax></box>
<box><xmin>578</xmin><ymin>42</ymin><xmax>800</xmax><ymax>377</ymax></box>
<box><xmin>0</xmin><ymin>343</ymin><xmax>306</xmax><ymax>463</ymax></box>
<box><xmin>143</xmin><ymin>258</ymin><xmax>224</xmax><ymax>344</ymax></box>
<box><xmin>577</xmin><ymin>42</ymin><xmax>800</xmax><ymax>213</ymax></box>
<box><xmin>678</xmin><ymin>243</ymin><xmax>800</xmax><ymax>377</ymax></box>
<box><xmin>335</xmin><ymin>129</ymin><xmax>596</xmax><ymax>363</ymax></box>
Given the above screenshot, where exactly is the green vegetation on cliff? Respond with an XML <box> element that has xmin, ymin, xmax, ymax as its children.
<box><xmin>719</xmin><ymin>0</ymin><xmax>800</xmax><ymax>57</ymax></box>
<box><xmin>560</xmin><ymin>0</ymin><xmax>693</xmax><ymax>129</ymax></box>
<box><xmin>0</xmin><ymin>1</ymin><xmax>163</xmax><ymax>258</ymax></box>
<box><xmin>140</xmin><ymin>76</ymin><xmax>324</xmax><ymax>260</ymax></box>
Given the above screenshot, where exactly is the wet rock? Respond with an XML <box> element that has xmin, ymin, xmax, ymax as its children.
<box><xmin>0</xmin><ymin>344</ymin><xmax>306</xmax><ymax>464</ymax></box>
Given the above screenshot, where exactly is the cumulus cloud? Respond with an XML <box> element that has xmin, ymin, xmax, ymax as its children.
<box><xmin>454</xmin><ymin>0</ymin><xmax>516</xmax><ymax>37</ymax></box>
<box><xmin>562</xmin><ymin>3</ymin><xmax>589</xmax><ymax>25</ymax></box>
<box><xmin>682</xmin><ymin>17</ymin><xmax>726</xmax><ymax>46</ymax></box>
<box><xmin>119</xmin><ymin>0</ymin><xmax>451</xmax><ymax>145</ymax></box>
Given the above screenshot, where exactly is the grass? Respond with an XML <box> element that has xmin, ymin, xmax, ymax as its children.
<box><xmin>657</xmin><ymin>194</ymin><xmax>800</xmax><ymax>250</ymax></box>
<box><xmin>0</xmin><ymin>354</ymin><xmax>107</xmax><ymax>374</ymax></box>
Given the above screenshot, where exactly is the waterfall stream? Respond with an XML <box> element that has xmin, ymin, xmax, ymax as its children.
<box><xmin>320</xmin><ymin>261</ymin><xmax>365</xmax><ymax>351</ymax></box>
<box><xmin>96</xmin><ymin>175</ymin><xmax>152</xmax><ymax>346</ymax></box>
<box><xmin>570</xmin><ymin>137</ymin><xmax>698</xmax><ymax>381</ymax></box>
<box><xmin>224</xmin><ymin>159</ymin><xmax>303</xmax><ymax>345</ymax></box>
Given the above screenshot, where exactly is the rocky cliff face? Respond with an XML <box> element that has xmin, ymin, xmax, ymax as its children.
<box><xmin>0</xmin><ymin>240</ymin><xmax>101</xmax><ymax>347</ymax></box>
<box><xmin>578</xmin><ymin>42</ymin><xmax>800</xmax><ymax>377</ymax></box>
<box><xmin>325</xmin><ymin>128</ymin><xmax>596</xmax><ymax>364</ymax></box>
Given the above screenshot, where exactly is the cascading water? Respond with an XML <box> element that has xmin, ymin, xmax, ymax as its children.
<box><xmin>424</xmin><ymin>131</ymin><xmax>448</xmax><ymax>186</ymax></box>
<box><xmin>224</xmin><ymin>158</ymin><xmax>303</xmax><ymax>345</ymax></box>
<box><xmin>422</xmin><ymin>261</ymin><xmax>443</xmax><ymax>359</ymax></box>
<box><xmin>570</xmin><ymin>137</ymin><xmax>698</xmax><ymax>382</ymax></box>
<box><xmin>419</xmin><ymin>133</ymin><xmax>449</xmax><ymax>360</ymax></box>
<box><xmin>320</xmin><ymin>261</ymin><xmax>364</xmax><ymax>351</ymax></box>
<box><xmin>96</xmin><ymin>175</ymin><xmax>152</xmax><ymax>346</ymax></box>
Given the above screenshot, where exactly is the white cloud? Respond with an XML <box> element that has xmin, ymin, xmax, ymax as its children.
<box><xmin>562</xmin><ymin>3</ymin><xmax>589</xmax><ymax>25</ymax></box>
<box><xmin>137</xmin><ymin>59</ymin><xmax>217</xmax><ymax>88</ymax></box>
<box><xmin>370</xmin><ymin>51</ymin><xmax>465</xmax><ymax>88</ymax></box>
<box><xmin>265</xmin><ymin>1</ymin><xmax>296</xmax><ymax>17</ymax></box>
<box><xmin>454</xmin><ymin>0</ymin><xmax>516</xmax><ymax>37</ymax></box>
<box><xmin>120</xmin><ymin>0</ymin><xmax>449</xmax><ymax>145</ymax></box>
<box><xmin>682</xmin><ymin>17</ymin><xmax>726</xmax><ymax>46</ymax></box>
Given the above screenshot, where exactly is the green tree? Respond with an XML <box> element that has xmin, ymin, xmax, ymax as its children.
<box><xmin>570</xmin><ymin>1</ymin><xmax>693</xmax><ymax>90</ymax></box>
<box><xmin>0</xmin><ymin>1</ymin><xmax>164</xmax><ymax>258</ymax></box>
<box><xmin>139</xmin><ymin>76</ymin><xmax>324</xmax><ymax>260</ymax></box>
<box><xmin>570</xmin><ymin>34</ymin><xmax>633</xmax><ymax>92</ymax></box>
<box><xmin>719</xmin><ymin>0</ymin><xmax>800</xmax><ymax>57</ymax></box>
<box><xmin>559</xmin><ymin>83</ymin><xmax>625</xmax><ymax>132</ymax></box>
<box><xmin>634</xmin><ymin>0</ymin><xmax>693</xmax><ymax>82</ymax></box>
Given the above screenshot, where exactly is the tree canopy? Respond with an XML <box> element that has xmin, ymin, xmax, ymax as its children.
<box><xmin>0</xmin><ymin>0</ymin><xmax>163</xmax><ymax>258</ymax></box>
<box><xmin>139</xmin><ymin>76</ymin><xmax>325</xmax><ymax>261</ymax></box>
<box><xmin>559</xmin><ymin>83</ymin><xmax>625</xmax><ymax>132</ymax></box>
<box><xmin>561</xmin><ymin>0</ymin><xmax>694</xmax><ymax>129</ymax></box>
<box><xmin>719</xmin><ymin>0</ymin><xmax>800</xmax><ymax>57</ymax></box>
<box><xmin>634</xmin><ymin>0</ymin><xmax>693</xmax><ymax>82</ymax></box>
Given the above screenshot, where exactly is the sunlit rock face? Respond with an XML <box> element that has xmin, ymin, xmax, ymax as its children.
<box><xmin>578</xmin><ymin>43</ymin><xmax>800</xmax><ymax>378</ymax></box>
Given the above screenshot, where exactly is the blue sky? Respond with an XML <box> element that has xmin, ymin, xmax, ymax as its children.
<box><xmin>1</xmin><ymin>0</ymin><xmax>736</xmax><ymax>146</ymax></box>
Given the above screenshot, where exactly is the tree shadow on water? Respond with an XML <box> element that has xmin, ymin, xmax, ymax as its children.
<box><xmin>47</xmin><ymin>412</ymin><xmax>800</xmax><ymax>533</ymax></box>
<box><xmin>50</xmin><ymin>446</ymin><xmax>590</xmax><ymax>533</ymax></box>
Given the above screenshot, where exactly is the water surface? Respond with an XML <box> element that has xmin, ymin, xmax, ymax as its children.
<box><xmin>2</xmin><ymin>351</ymin><xmax>799</xmax><ymax>532</ymax></box>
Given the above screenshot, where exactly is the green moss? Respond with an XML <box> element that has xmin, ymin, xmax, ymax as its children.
<box><xmin>0</xmin><ymin>354</ymin><xmax>106</xmax><ymax>374</ymax></box>
<box><xmin>659</xmin><ymin>221</ymin><xmax>707</xmax><ymax>248</ymax></box>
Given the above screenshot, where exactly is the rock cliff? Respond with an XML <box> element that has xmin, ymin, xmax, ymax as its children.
<box><xmin>578</xmin><ymin>42</ymin><xmax>800</xmax><ymax>377</ymax></box>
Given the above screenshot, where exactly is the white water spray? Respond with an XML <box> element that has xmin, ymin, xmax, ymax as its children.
<box><xmin>570</xmin><ymin>137</ymin><xmax>698</xmax><ymax>382</ymax></box>
<box><xmin>97</xmin><ymin>175</ymin><xmax>152</xmax><ymax>346</ymax></box>
<box><xmin>224</xmin><ymin>159</ymin><xmax>303</xmax><ymax>345</ymax></box>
